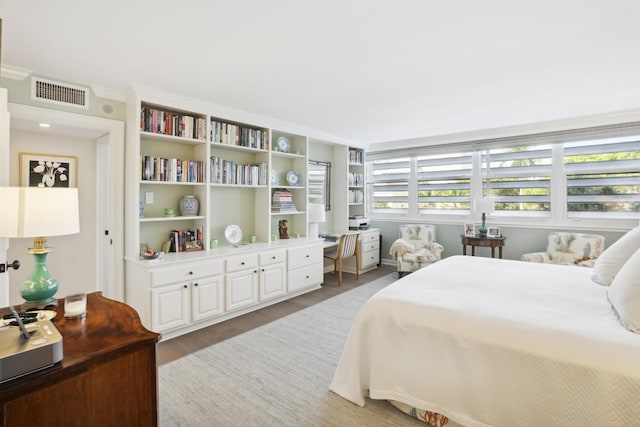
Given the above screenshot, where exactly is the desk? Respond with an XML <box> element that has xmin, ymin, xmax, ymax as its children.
<box><xmin>0</xmin><ymin>292</ymin><xmax>160</xmax><ymax>426</ymax></box>
<box><xmin>461</xmin><ymin>234</ymin><xmax>506</xmax><ymax>259</ymax></box>
<box><xmin>323</xmin><ymin>239</ymin><xmax>339</xmax><ymax>250</ymax></box>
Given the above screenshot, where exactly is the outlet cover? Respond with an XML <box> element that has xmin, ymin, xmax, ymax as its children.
<box><xmin>145</xmin><ymin>192</ymin><xmax>154</xmax><ymax>204</ymax></box>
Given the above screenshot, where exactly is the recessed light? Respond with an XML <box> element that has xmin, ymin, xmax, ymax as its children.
<box><xmin>38</xmin><ymin>123</ymin><xmax>50</xmax><ymax>128</ymax></box>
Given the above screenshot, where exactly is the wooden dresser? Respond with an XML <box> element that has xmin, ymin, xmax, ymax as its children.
<box><xmin>0</xmin><ymin>292</ymin><xmax>160</xmax><ymax>426</ymax></box>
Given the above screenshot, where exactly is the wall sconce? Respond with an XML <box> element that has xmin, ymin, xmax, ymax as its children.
<box><xmin>0</xmin><ymin>187</ymin><xmax>80</xmax><ymax>308</ymax></box>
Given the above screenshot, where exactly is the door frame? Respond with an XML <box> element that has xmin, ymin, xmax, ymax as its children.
<box><xmin>8</xmin><ymin>103</ymin><xmax>125</xmax><ymax>301</ymax></box>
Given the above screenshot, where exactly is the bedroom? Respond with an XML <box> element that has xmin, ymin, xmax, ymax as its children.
<box><xmin>0</xmin><ymin>1</ymin><xmax>639</xmax><ymax>425</ymax></box>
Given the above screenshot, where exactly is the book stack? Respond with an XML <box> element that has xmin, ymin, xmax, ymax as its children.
<box><xmin>140</xmin><ymin>156</ymin><xmax>205</xmax><ymax>183</ymax></box>
<box><xmin>210</xmin><ymin>119</ymin><xmax>268</xmax><ymax>150</ymax></box>
<box><xmin>272</xmin><ymin>190</ymin><xmax>297</xmax><ymax>213</ymax></box>
<box><xmin>210</xmin><ymin>156</ymin><xmax>267</xmax><ymax>185</ymax></box>
<box><xmin>168</xmin><ymin>226</ymin><xmax>203</xmax><ymax>252</ymax></box>
<box><xmin>140</xmin><ymin>106</ymin><xmax>207</xmax><ymax>140</ymax></box>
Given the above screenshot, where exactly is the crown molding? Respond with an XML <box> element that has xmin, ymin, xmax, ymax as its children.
<box><xmin>90</xmin><ymin>84</ymin><xmax>127</xmax><ymax>102</ymax></box>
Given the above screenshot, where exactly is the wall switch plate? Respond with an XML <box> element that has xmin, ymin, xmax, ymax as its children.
<box><xmin>145</xmin><ymin>192</ymin><xmax>154</xmax><ymax>204</ymax></box>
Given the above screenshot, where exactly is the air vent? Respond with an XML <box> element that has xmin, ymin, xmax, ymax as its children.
<box><xmin>31</xmin><ymin>77</ymin><xmax>89</xmax><ymax>109</ymax></box>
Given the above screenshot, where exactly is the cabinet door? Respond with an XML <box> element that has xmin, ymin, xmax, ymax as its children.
<box><xmin>192</xmin><ymin>275</ymin><xmax>225</xmax><ymax>322</ymax></box>
<box><xmin>226</xmin><ymin>269</ymin><xmax>259</xmax><ymax>311</ymax></box>
<box><xmin>259</xmin><ymin>263</ymin><xmax>286</xmax><ymax>301</ymax></box>
<box><xmin>151</xmin><ymin>282</ymin><xmax>190</xmax><ymax>332</ymax></box>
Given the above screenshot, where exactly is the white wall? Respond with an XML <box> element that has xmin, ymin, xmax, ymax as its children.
<box><xmin>8</xmin><ymin>130</ymin><xmax>98</xmax><ymax>304</ymax></box>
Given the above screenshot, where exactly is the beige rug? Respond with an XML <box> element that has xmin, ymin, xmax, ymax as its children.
<box><xmin>159</xmin><ymin>272</ymin><xmax>427</xmax><ymax>426</ymax></box>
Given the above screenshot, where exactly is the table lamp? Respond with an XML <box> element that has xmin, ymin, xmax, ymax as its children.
<box><xmin>0</xmin><ymin>187</ymin><xmax>80</xmax><ymax>308</ymax></box>
<box><xmin>308</xmin><ymin>203</ymin><xmax>326</xmax><ymax>239</ymax></box>
<box><xmin>474</xmin><ymin>197</ymin><xmax>495</xmax><ymax>237</ymax></box>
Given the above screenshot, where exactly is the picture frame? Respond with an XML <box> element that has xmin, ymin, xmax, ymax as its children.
<box><xmin>20</xmin><ymin>152</ymin><xmax>77</xmax><ymax>188</ymax></box>
<box><xmin>487</xmin><ymin>226</ymin><xmax>501</xmax><ymax>238</ymax></box>
<box><xmin>464</xmin><ymin>223</ymin><xmax>475</xmax><ymax>237</ymax></box>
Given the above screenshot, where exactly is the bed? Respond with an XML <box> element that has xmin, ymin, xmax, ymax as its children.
<box><xmin>330</xmin><ymin>255</ymin><xmax>640</xmax><ymax>427</ymax></box>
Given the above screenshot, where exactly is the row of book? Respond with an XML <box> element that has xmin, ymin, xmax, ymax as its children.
<box><xmin>272</xmin><ymin>190</ymin><xmax>297</xmax><ymax>212</ymax></box>
<box><xmin>168</xmin><ymin>227</ymin><xmax>203</xmax><ymax>252</ymax></box>
<box><xmin>210</xmin><ymin>156</ymin><xmax>267</xmax><ymax>185</ymax></box>
<box><xmin>211</xmin><ymin>120</ymin><xmax>268</xmax><ymax>150</ymax></box>
<box><xmin>140</xmin><ymin>156</ymin><xmax>206</xmax><ymax>183</ymax></box>
<box><xmin>349</xmin><ymin>189</ymin><xmax>364</xmax><ymax>204</ymax></box>
<box><xmin>348</xmin><ymin>172</ymin><xmax>364</xmax><ymax>187</ymax></box>
<box><xmin>349</xmin><ymin>149</ymin><xmax>364</xmax><ymax>164</ymax></box>
<box><xmin>141</xmin><ymin>106</ymin><xmax>207</xmax><ymax>141</ymax></box>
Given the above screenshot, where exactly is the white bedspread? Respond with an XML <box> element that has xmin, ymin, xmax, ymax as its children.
<box><xmin>330</xmin><ymin>256</ymin><xmax>640</xmax><ymax>427</ymax></box>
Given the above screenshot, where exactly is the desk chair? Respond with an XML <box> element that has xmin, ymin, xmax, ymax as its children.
<box><xmin>324</xmin><ymin>233</ymin><xmax>360</xmax><ymax>286</ymax></box>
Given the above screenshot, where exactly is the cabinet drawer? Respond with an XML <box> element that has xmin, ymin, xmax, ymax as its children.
<box><xmin>259</xmin><ymin>250</ymin><xmax>286</xmax><ymax>266</ymax></box>
<box><xmin>361</xmin><ymin>231</ymin><xmax>379</xmax><ymax>244</ymax></box>
<box><xmin>226</xmin><ymin>254</ymin><xmax>258</xmax><ymax>273</ymax></box>
<box><xmin>288</xmin><ymin>245</ymin><xmax>322</xmax><ymax>270</ymax></box>
<box><xmin>361</xmin><ymin>248</ymin><xmax>380</xmax><ymax>268</ymax></box>
<box><xmin>288</xmin><ymin>264</ymin><xmax>323</xmax><ymax>292</ymax></box>
<box><xmin>151</xmin><ymin>260</ymin><xmax>223</xmax><ymax>287</ymax></box>
<box><xmin>361</xmin><ymin>238</ymin><xmax>379</xmax><ymax>253</ymax></box>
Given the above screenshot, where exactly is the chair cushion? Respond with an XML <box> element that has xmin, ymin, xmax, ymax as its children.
<box><xmin>592</xmin><ymin>226</ymin><xmax>640</xmax><ymax>286</ymax></box>
<box><xmin>608</xmin><ymin>247</ymin><xmax>640</xmax><ymax>333</ymax></box>
<box><xmin>546</xmin><ymin>232</ymin><xmax>604</xmax><ymax>265</ymax></box>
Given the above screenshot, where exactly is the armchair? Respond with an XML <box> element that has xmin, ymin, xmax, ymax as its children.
<box><xmin>389</xmin><ymin>224</ymin><xmax>444</xmax><ymax>277</ymax></box>
<box><xmin>521</xmin><ymin>232</ymin><xmax>605</xmax><ymax>267</ymax></box>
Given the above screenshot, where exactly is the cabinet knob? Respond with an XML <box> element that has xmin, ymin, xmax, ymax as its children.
<box><xmin>241</xmin><ymin>262</ymin><xmax>245</xmax><ymax>265</ymax></box>
<box><xmin>194</xmin><ymin>283</ymin><xmax>198</xmax><ymax>287</ymax></box>
<box><xmin>189</xmin><ymin>271</ymin><xmax>193</xmax><ymax>275</ymax></box>
<box><xmin>305</xmin><ymin>254</ymin><xmax>310</xmax><ymax>258</ymax></box>
<box><xmin>183</xmin><ymin>285</ymin><xmax>188</xmax><ymax>289</ymax></box>
<box><xmin>272</xmin><ymin>256</ymin><xmax>276</xmax><ymax>259</ymax></box>
<box><xmin>254</xmin><ymin>270</ymin><xmax>258</xmax><ymax>274</ymax></box>
<box><xmin>305</xmin><ymin>275</ymin><xmax>309</xmax><ymax>279</ymax></box>
<box><xmin>261</xmin><ymin>268</ymin><xmax>265</xmax><ymax>272</ymax></box>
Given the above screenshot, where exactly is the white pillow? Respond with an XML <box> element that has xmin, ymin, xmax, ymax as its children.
<box><xmin>592</xmin><ymin>226</ymin><xmax>640</xmax><ymax>286</ymax></box>
<box><xmin>608</xmin><ymin>248</ymin><xmax>640</xmax><ymax>333</ymax></box>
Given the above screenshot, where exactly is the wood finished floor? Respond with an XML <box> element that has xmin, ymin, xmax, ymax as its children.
<box><xmin>157</xmin><ymin>265</ymin><xmax>395</xmax><ymax>366</ymax></box>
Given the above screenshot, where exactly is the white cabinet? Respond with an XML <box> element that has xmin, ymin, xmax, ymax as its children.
<box><xmin>226</xmin><ymin>253</ymin><xmax>259</xmax><ymax>311</ymax></box>
<box><xmin>343</xmin><ymin>229</ymin><xmax>380</xmax><ymax>274</ymax></box>
<box><xmin>259</xmin><ymin>250</ymin><xmax>287</xmax><ymax>301</ymax></box>
<box><xmin>149</xmin><ymin>258</ymin><xmax>224</xmax><ymax>332</ymax></box>
<box><xmin>288</xmin><ymin>243</ymin><xmax>323</xmax><ymax>292</ymax></box>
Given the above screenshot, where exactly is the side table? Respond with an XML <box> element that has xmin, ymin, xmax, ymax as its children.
<box><xmin>461</xmin><ymin>234</ymin><xmax>506</xmax><ymax>259</ymax></box>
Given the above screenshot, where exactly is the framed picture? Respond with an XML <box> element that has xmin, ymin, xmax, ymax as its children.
<box><xmin>20</xmin><ymin>152</ymin><xmax>77</xmax><ymax>188</ymax></box>
<box><xmin>464</xmin><ymin>223</ymin><xmax>475</xmax><ymax>237</ymax></box>
<box><xmin>487</xmin><ymin>226</ymin><xmax>501</xmax><ymax>238</ymax></box>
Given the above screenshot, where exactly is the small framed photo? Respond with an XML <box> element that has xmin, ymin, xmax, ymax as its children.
<box><xmin>487</xmin><ymin>226</ymin><xmax>501</xmax><ymax>238</ymax></box>
<box><xmin>464</xmin><ymin>223</ymin><xmax>475</xmax><ymax>237</ymax></box>
<box><xmin>20</xmin><ymin>152</ymin><xmax>77</xmax><ymax>188</ymax></box>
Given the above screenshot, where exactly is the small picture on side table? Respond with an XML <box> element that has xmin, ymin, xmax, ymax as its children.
<box><xmin>487</xmin><ymin>226</ymin><xmax>501</xmax><ymax>238</ymax></box>
<box><xmin>464</xmin><ymin>223</ymin><xmax>475</xmax><ymax>237</ymax></box>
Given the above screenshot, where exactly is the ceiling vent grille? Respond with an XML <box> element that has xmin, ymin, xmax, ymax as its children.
<box><xmin>31</xmin><ymin>77</ymin><xmax>89</xmax><ymax>109</ymax></box>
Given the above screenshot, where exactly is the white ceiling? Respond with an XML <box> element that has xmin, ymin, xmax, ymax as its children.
<box><xmin>1</xmin><ymin>0</ymin><xmax>639</xmax><ymax>145</ymax></box>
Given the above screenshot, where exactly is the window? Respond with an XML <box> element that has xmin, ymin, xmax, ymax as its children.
<box><xmin>369</xmin><ymin>157</ymin><xmax>410</xmax><ymax>214</ymax></box>
<box><xmin>417</xmin><ymin>151</ymin><xmax>472</xmax><ymax>214</ymax></box>
<box><xmin>367</xmin><ymin>122</ymin><xmax>640</xmax><ymax>225</ymax></box>
<box><xmin>564</xmin><ymin>137</ymin><xmax>640</xmax><ymax>219</ymax></box>
<box><xmin>481</xmin><ymin>145</ymin><xmax>552</xmax><ymax>217</ymax></box>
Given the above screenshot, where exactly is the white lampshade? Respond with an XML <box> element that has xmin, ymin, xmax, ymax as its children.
<box><xmin>308</xmin><ymin>203</ymin><xmax>326</xmax><ymax>223</ymax></box>
<box><xmin>0</xmin><ymin>187</ymin><xmax>80</xmax><ymax>238</ymax></box>
<box><xmin>474</xmin><ymin>197</ymin><xmax>495</xmax><ymax>215</ymax></box>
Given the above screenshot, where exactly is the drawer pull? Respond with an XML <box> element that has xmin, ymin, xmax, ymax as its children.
<box><xmin>183</xmin><ymin>285</ymin><xmax>188</xmax><ymax>289</ymax></box>
<box><xmin>305</xmin><ymin>275</ymin><xmax>309</xmax><ymax>279</ymax></box>
<box><xmin>189</xmin><ymin>271</ymin><xmax>193</xmax><ymax>275</ymax></box>
<box><xmin>241</xmin><ymin>262</ymin><xmax>245</xmax><ymax>266</ymax></box>
<box><xmin>261</xmin><ymin>268</ymin><xmax>265</xmax><ymax>272</ymax></box>
<box><xmin>305</xmin><ymin>254</ymin><xmax>310</xmax><ymax>258</ymax></box>
<box><xmin>254</xmin><ymin>270</ymin><xmax>258</xmax><ymax>274</ymax></box>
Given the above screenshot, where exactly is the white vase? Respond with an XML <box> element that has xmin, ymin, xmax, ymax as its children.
<box><xmin>179</xmin><ymin>195</ymin><xmax>199</xmax><ymax>216</ymax></box>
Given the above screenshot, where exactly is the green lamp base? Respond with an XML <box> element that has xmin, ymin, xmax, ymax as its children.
<box><xmin>478</xmin><ymin>213</ymin><xmax>488</xmax><ymax>237</ymax></box>
<box><xmin>21</xmin><ymin>251</ymin><xmax>59</xmax><ymax>309</ymax></box>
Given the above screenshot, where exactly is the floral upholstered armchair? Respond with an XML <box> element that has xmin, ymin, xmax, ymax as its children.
<box><xmin>389</xmin><ymin>224</ymin><xmax>444</xmax><ymax>277</ymax></box>
<box><xmin>521</xmin><ymin>232</ymin><xmax>605</xmax><ymax>267</ymax></box>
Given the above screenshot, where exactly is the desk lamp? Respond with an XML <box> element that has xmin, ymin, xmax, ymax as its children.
<box><xmin>474</xmin><ymin>197</ymin><xmax>495</xmax><ymax>237</ymax></box>
<box><xmin>0</xmin><ymin>187</ymin><xmax>79</xmax><ymax>308</ymax></box>
<box><xmin>308</xmin><ymin>203</ymin><xmax>326</xmax><ymax>239</ymax></box>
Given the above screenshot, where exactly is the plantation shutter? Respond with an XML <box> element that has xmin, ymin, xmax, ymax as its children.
<box><xmin>417</xmin><ymin>151</ymin><xmax>473</xmax><ymax>214</ymax></box>
<box><xmin>564</xmin><ymin>137</ymin><xmax>640</xmax><ymax>219</ymax></box>
<box><xmin>369</xmin><ymin>157</ymin><xmax>410</xmax><ymax>214</ymax></box>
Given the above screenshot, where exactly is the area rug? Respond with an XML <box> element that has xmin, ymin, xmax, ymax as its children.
<box><xmin>159</xmin><ymin>272</ymin><xmax>423</xmax><ymax>426</ymax></box>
